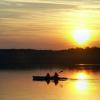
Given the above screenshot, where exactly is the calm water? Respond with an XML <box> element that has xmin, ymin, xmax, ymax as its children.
<box><xmin>0</xmin><ymin>67</ymin><xmax>100</xmax><ymax>100</ymax></box>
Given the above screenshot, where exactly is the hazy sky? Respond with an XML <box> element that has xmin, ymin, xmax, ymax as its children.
<box><xmin>0</xmin><ymin>0</ymin><xmax>100</xmax><ymax>49</ymax></box>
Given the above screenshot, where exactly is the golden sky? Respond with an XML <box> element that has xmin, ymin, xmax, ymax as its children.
<box><xmin>0</xmin><ymin>0</ymin><xmax>100</xmax><ymax>49</ymax></box>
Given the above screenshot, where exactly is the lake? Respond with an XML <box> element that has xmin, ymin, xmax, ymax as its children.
<box><xmin>0</xmin><ymin>65</ymin><xmax>100</xmax><ymax>100</ymax></box>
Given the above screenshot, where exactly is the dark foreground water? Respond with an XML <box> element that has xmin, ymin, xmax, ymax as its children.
<box><xmin>0</xmin><ymin>66</ymin><xmax>100</xmax><ymax>100</ymax></box>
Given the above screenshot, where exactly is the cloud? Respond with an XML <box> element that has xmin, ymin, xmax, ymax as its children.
<box><xmin>0</xmin><ymin>10</ymin><xmax>25</xmax><ymax>19</ymax></box>
<box><xmin>0</xmin><ymin>1</ymin><xmax>78</xmax><ymax>10</ymax></box>
<box><xmin>80</xmin><ymin>5</ymin><xmax>100</xmax><ymax>11</ymax></box>
<box><xmin>0</xmin><ymin>1</ymin><xmax>79</xmax><ymax>20</ymax></box>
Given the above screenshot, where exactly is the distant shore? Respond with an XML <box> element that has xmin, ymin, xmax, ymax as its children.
<box><xmin>0</xmin><ymin>47</ymin><xmax>100</xmax><ymax>70</ymax></box>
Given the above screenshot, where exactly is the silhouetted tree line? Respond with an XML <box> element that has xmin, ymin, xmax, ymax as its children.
<box><xmin>0</xmin><ymin>47</ymin><xmax>100</xmax><ymax>69</ymax></box>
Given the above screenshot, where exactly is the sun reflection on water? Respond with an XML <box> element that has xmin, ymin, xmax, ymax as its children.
<box><xmin>75</xmin><ymin>72</ymin><xmax>89</xmax><ymax>80</ymax></box>
<box><xmin>69</xmin><ymin>71</ymin><xmax>91</xmax><ymax>93</ymax></box>
<box><xmin>75</xmin><ymin>80</ymin><xmax>88</xmax><ymax>91</ymax></box>
<box><xmin>71</xmin><ymin>70</ymin><xmax>91</xmax><ymax>80</ymax></box>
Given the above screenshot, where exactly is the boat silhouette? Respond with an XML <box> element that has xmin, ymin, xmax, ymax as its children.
<box><xmin>33</xmin><ymin>72</ymin><xmax>68</xmax><ymax>85</ymax></box>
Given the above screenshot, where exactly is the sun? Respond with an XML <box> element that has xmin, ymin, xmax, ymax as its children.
<box><xmin>73</xmin><ymin>29</ymin><xmax>91</xmax><ymax>46</ymax></box>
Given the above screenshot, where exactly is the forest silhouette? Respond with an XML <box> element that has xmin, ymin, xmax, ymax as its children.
<box><xmin>0</xmin><ymin>47</ymin><xmax>100</xmax><ymax>70</ymax></box>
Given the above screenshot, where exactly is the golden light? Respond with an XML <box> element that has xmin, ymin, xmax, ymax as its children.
<box><xmin>73</xmin><ymin>29</ymin><xmax>91</xmax><ymax>46</ymax></box>
<box><xmin>74</xmin><ymin>72</ymin><xmax>89</xmax><ymax>91</ymax></box>
<box><xmin>76</xmin><ymin>72</ymin><xmax>88</xmax><ymax>80</ymax></box>
<box><xmin>76</xmin><ymin>80</ymin><xmax>88</xmax><ymax>91</ymax></box>
<box><xmin>77</xmin><ymin>73</ymin><xmax>87</xmax><ymax>80</ymax></box>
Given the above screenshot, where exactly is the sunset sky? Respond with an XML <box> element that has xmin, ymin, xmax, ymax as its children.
<box><xmin>0</xmin><ymin>0</ymin><xmax>100</xmax><ymax>49</ymax></box>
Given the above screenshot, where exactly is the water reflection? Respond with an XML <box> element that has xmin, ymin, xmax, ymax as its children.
<box><xmin>0</xmin><ymin>67</ymin><xmax>100</xmax><ymax>100</ymax></box>
<box><xmin>75</xmin><ymin>72</ymin><xmax>88</xmax><ymax>79</ymax></box>
<box><xmin>63</xmin><ymin>71</ymin><xmax>91</xmax><ymax>95</ymax></box>
<box><xmin>72</xmin><ymin>71</ymin><xmax>90</xmax><ymax>92</ymax></box>
<box><xmin>75</xmin><ymin>80</ymin><xmax>88</xmax><ymax>91</ymax></box>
